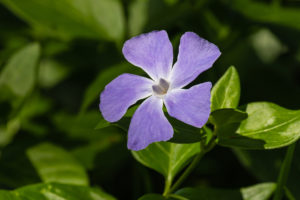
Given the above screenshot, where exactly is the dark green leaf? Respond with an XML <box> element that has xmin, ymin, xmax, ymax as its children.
<box><xmin>27</xmin><ymin>143</ymin><xmax>89</xmax><ymax>186</ymax></box>
<box><xmin>0</xmin><ymin>43</ymin><xmax>40</xmax><ymax>97</ymax></box>
<box><xmin>211</xmin><ymin>66</ymin><xmax>240</xmax><ymax>112</ymax></box>
<box><xmin>132</xmin><ymin>142</ymin><xmax>200</xmax><ymax>183</ymax></box>
<box><xmin>175</xmin><ymin>183</ymin><xmax>276</xmax><ymax>200</ymax></box>
<box><xmin>0</xmin><ymin>0</ymin><xmax>125</xmax><ymax>41</ymax></box>
<box><xmin>218</xmin><ymin>102</ymin><xmax>300</xmax><ymax>149</ymax></box>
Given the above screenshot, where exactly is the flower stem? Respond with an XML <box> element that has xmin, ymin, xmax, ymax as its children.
<box><xmin>273</xmin><ymin>142</ymin><xmax>296</xmax><ymax>200</ymax></box>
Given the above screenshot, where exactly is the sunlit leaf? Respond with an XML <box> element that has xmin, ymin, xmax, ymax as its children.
<box><xmin>218</xmin><ymin>102</ymin><xmax>300</xmax><ymax>149</ymax></box>
<box><xmin>27</xmin><ymin>143</ymin><xmax>89</xmax><ymax>186</ymax></box>
<box><xmin>211</xmin><ymin>66</ymin><xmax>240</xmax><ymax>112</ymax></box>
<box><xmin>132</xmin><ymin>142</ymin><xmax>200</xmax><ymax>184</ymax></box>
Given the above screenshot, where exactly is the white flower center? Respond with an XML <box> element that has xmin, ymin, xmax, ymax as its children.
<box><xmin>152</xmin><ymin>78</ymin><xmax>170</xmax><ymax>96</ymax></box>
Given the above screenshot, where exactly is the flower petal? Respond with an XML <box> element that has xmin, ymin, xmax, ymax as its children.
<box><xmin>100</xmin><ymin>73</ymin><xmax>153</xmax><ymax>122</ymax></box>
<box><xmin>165</xmin><ymin>82</ymin><xmax>212</xmax><ymax>128</ymax></box>
<box><xmin>122</xmin><ymin>30</ymin><xmax>173</xmax><ymax>81</ymax></box>
<box><xmin>128</xmin><ymin>96</ymin><xmax>173</xmax><ymax>151</ymax></box>
<box><xmin>170</xmin><ymin>32</ymin><xmax>221</xmax><ymax>89</ymax></box>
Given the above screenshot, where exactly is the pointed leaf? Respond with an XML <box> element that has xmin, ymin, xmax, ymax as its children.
<box><xmin>211</xmin><ymin>66</ymin><xmax>240</xmax><ymax>112</ymax></box>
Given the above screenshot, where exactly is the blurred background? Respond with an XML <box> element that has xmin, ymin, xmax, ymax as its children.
<box><xmin>0</xmin><ymin>0</ymin><xmax>299</xmax><ymax>199</ymax></box>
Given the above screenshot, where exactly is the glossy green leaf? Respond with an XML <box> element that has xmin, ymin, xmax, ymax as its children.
<box><xmin>0</xmin><ymin>43</ymin><xmax>40</xmax><ymax>97</ymax></box>
<box><xmin>211</xmin><ymin>66</ymin><xmax>240</xmax><ymax>112</ymax></box>
<box><xmin>0</xmin><ymin>183</ymin><xmax>116</xmax><ymax>200</ymax></box>
<box><xmin>0</xmin><ymin>0</ymin><xmax>125</xmax><ymax>41</ymax></box>
<box><xmin>132</xmin><ymin>142</ymin><xmax>200</xmax><ymax>184</ymax></box>
<box><xmin>27</xmin><ymin>143</ymin><xmax>89</xmax><ymax>186</ymax></box>
<box><xmin>226</xmin><ymin>0</ymin><xmax>300</xmax><ymax>31</ymax></box>
<box><xmin>175</xmin><ymin>182</ymin><xmax>276</xmax><ymax>200</ymax></box>
<box><xmin>218</xmin><ymin>102</ymin><xmax>300</xmax><ymax>149</ymax></box>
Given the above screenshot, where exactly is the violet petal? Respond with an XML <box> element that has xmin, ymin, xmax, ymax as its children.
<box><xmin>165</xmin><ymin>82</ymin><xmax>212</xmax><ymax>128</ymax></box>
<box><xmin>122</xmin><ymin>30</ymin><xmax>173</xmax><ymax>81</ymax></box>
<box><xmin>170</xmin><ymin>32</ymin><xmax>221</xmax><ymax>89</ymax></box>
<box><xmin>128</xmin><ymin>96</ymin><xmax>173</xmax><ymax>151</ymax></box>
<box><xmin>100</xmin><ymin>73</ymin><xmax>153</xmax><ymax>122</ymax></box>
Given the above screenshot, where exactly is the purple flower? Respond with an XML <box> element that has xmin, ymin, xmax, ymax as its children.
<box><xmin>99</xmin><ymin>30</ymin><xmax>221</xmax><ymax>151</ymax></box>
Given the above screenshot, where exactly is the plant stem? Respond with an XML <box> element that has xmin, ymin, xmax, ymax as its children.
<box><xmin>168</xmin><ymin>151</ymin><xmax>205</xmax><ymax>194</ymax></box>
<box><xmin>162</xmin><ymin>175</ymin><xmax>172</xmax><ymax>196</ymax></box>
<box><xmin>273</xmin><ymin>142</ymin><xmax>296</xmax><ymax>200</ymax></box>
<box><xmin>166</xmin><ymin>139</ymin><xmax>216</xmax><ymax>195</ymax></box>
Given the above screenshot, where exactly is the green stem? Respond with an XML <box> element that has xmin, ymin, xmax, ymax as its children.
<box><xmin>162</xmin><ymin>175</ymin><xmax>172</xmax><ymax>196</ymax></box>
<box><xmin>168</xmin><ymin>151</ymin><xmax>205</xmax><ymax>194</ymax></box>
<box><xmin>166</xmin><ymin>139</ymin><xmax>216</xmax><ymax>195</ymax></box>
<box><xmin>273</xmin><ymin>143</ymin><xmax>296</xmax><ymax>200</ymax></box>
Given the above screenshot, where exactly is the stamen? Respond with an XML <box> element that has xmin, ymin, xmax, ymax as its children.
<box><xmin>152</xmin><ymin>78</ymin><xmax>170</xmax><ymax>96</ymax></box>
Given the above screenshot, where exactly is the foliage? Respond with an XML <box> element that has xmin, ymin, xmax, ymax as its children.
<box><xmin>0</xmin><ymin>0</ymin><xmax>299</xmax><ymax>199</ymax></box>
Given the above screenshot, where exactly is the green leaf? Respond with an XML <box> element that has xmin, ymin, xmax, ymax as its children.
<box><xmin>211</xmin><ymin>66</ymin><xmax>240</xmax><ymax>112</ymax></box>
<box><xmin>0</xmin><ymin>0</ymin><xmax>125</xmax><ymax>41</ymax></box>
<box><xmin>26</xmin><ymin>143</ymin><xmax>89</xmax><ymax>186</ymax></box>
<box><xmin>0</xmin><ymin>183</ymin><xmax>116</xmax><ymax>200</ymax></box>
<box><xmin>0</xmin><ymin>43</ymin><xmax>40</xmax><ymax>97</ymax></box>
<box><xmin>175</xmin><ymin>182</ymin><xmax>276</xmax><ymax>200</ymax></box>
<box><xmin>225</xmin><ymin>0</ymin><xmax>300</xmax><ymax>31</ymax></box>
<box><xmin>219</xmin><ymin>102</ymin><xmax>300</xmax><ymax>149</ymax></box>
<box><xmin>132</xmin><ymin>142</ymin><xmax>200</xmax><ymax>184</ymax></box>
<box><xmin>218</xmin><ymin>102</ymin><xmax>300</xmax><ymax>149</ymax></box>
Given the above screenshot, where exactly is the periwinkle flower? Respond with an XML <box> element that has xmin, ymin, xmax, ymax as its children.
<box><xmin>100</xmin><ymin>30</ymin><xmax>221</xmax><ymax>151</ymax></box>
